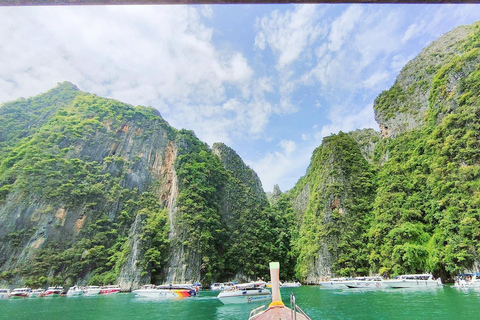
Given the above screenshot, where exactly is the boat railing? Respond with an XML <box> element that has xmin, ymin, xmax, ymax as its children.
<box><xmin>290</xmin><ymin>293</ymin><xmax>311</xmax><ymax>320</ymax></box>
<box><xmin>248</xmin><ymin>305</ymin><xmax>266</xmax><ymax>318</ymax></box>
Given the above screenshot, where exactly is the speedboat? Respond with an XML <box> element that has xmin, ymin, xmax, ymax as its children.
<box><xmin>319</xmin><ymin>278</ymin><xmax>351</xmax><ymax>289</ymax></box>
<box><xmin>210</xmin><ymin>283</ymin><xmax>225</xmax><ymax>291</ymax></box>
<box><xmin>44</xmin><ymin>286</ymin><xmax>63</xmax><ymax>297</ymax></box>
<box><xmin>67</xmin><ymin>286</ymin><xmax>83</xmax><ymax>297</ymax></box>
<box><xmin>454</xmin><ymin>273</ymin><xmax>480</xmax><ymax>288</ymax></box>
<box><xmin>9</xmin><ymin>288</ymin><xmax>31</xmax><ymax>298</ymax></box>
<box><xmin>0</xmin><ymin>289</ymin><xmax>10</xmax><ymax>299</ymax></box>
<box><xmin>82</xmin><ymin>285</ymin><xmax>101</xmax><ymax>296</ymax></box>
<box><xmin>99</xmin><ymin>285</ymin><xmax>121</xmax><ymax>295</ymax></box>
<box><xmin>384</xmin><ymin>274</ymin><xmax>442</xmax><ymax>288</ymax></box>
<box><xmin>29</xmin><ymin>289</ymin><xmax>45</xmax><ymax>297</ymax></box>
<box><xmin>345</xmin><ymin>276</ymin><xmax>386</xmax><ymax>289</ymax></box>
<box><xmin>156</xmin><ymin>283</ymin><xmax>198</xmax><ymax>296</ymax></box>
<box><xmin>217</xmin><ymin>281</ymin><xmax>271</xmax><ymax>304</ymax></box>
<box><xmin>211</xmin><ymin>282</ymin><xmax>234</xmax><ymax>291</ymax></box>
<box><xmin>132</xmin><ymin>284</ymin><xmax>194</xmax><ymax>298</ymax></box>
<box><xmin>281</xmin><ymin>281</ymin><xmax>301</xmax><ymax>288</ymax></box>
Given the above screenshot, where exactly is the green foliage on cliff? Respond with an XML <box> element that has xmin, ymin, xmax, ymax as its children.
<box><xmin>369</xmin><ymin>22</ymin><xmax>480</xmax><ymax>278</ymax></box>
<box><xmin>174</xmin><ymin>130</ymin><xmax>228</xmax><ymax>284</ymax></box>
<box><xmin>293</xmin><ymin>132</ymin><xmax>376</xmax><ymax>279</ymax></box>
<box><xmin>0</xmin><ymin>83</ymin><xmax>175</xmax><ymax>286</ymax></box>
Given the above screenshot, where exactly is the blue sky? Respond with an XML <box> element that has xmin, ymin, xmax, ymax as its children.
<box><xmin>1</xmin><ymin>4</ymin><xmax>480</xmax><ymax>192</ymax></box>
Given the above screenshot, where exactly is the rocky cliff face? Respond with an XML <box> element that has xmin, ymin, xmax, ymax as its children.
<box><xmin>0</xmin><ymin>83</ymin><xmax>285</xmax><ymax>288</ymax></box>
<box><xmin>292</xmin><ymin>132</ymin><xmax>376</xmax><ymax>282</ymax></box>
<box><xmin>291</xmin><ymin>21</ymin><xmax>480</xmax><ymax>281</ymax></box>
<box><xmin>374</xmin><ymin>23</ymin><xmax>478</xmax><ymax>138</ymax></box>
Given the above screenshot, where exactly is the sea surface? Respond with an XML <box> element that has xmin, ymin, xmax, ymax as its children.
<box><xmin>2</xmin><ymin>285</ymin><xmax>480</xmax><ymax>320</ymax></box>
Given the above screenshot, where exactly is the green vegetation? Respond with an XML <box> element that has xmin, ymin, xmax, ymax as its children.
<box><xmin>292</xmin><ymin>132</ymin><xmax>376</xmax><ymax>279</ymax></box>
<box><xmin>2</xmin><ymin>21</ymin><xmax>480</xmax><ymax>287</ymax></box>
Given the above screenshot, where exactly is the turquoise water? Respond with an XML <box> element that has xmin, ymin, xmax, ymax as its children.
<box><xmin>2</xmin><ymin>285</ymin><xmax>480</xmax><ymax>319</ymax></box>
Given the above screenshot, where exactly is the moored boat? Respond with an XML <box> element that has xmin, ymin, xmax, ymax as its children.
<box><xmin>28</xmin><ymin>289</ymin><xmax>46</xmax><ymax>297</ymax></box>
<box><xmin>0</xmin><ymin>289</ymin><xmax>10</xmax><ymax>299</ymax></box>
<box><xmin>345</xmin><ymin>276</ymin><xmax>386</xmax><ymax>289</ymax></box>
<box><xmin>99</xmin><ymin>285</ymin><xmax>121</xmax><ymax>295</ymax></box>
<box><xmin>132</xmin><ymin>284</ymin><xmax>194</xmax><ymax>298</ymax></box>
<box><xmin>217</xmin><ymin>281</ymin><xmax>271</xmax><ymax>304</ymax></box>
<box><xmin>248</xmin><ymin>262</ymin><xmax>311</xmax><ymax>320</ymax></box>
<box><xmin>66</xmin><ymin>285</ymin><xmax>83</xmax><ymax>297</ymax></box>
<box><xmin>281</xmin><ymin>281</ymin><xmax>301</xmax><ymax>288</ymax></box>
<box><xmin>83</xmin><ymin>285</ymin><xmax>101</xmax><ymax>296</ymax></box>
<box><xmin>211</xmin><ymin>282</ymin><xmax>235</xmax><ymax>291</ymax></box>
<box><xmin>384</xmin><ymin>274</ymin><xmax>442</xmax><ymax>288</ymax></box>
<box><xmin>156</xmin><ymin>283</ymin><xmax>198</xmax><ymax>296</ymax></box>
<box><xmin>210</xmin><ymin>283</ymin><xmax>225</xmax><ymax>291</ymax></box>
<box><xmin>9</xmin><ymin>288</ymin><xmax>31</xmax><ymax>298</ymax></box>
<box><xmin>319</xmin><ymin>278</ymin><xmax>351</xmax><ymax>289</ymax></box>
<box><xmin>44</xmin><ymin>286</ymin><xmax>64</xmax><ymax>297</ymax></box>
<box><xmin>454</xmin><ymin>273</ymin><xmax>480</xmax><ymax>288</ymax></box>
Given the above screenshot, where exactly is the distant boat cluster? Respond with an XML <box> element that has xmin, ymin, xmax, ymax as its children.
<box><xmin>319</xmin><ymin>274</ymin><xmax>442</xmax><ymax>289</ymax></box>
<box><xmin>0</xmin><ymin>285</ymin><xmax>120</xmax><ymax>299</ymax></box>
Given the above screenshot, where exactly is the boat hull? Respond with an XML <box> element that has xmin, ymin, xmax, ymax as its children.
<box><xmin>99</xmin><ymin>288</ymin><xmax>121</xmax><ymax>295</ymax></box>
<box><xmin>281</xmin><ymin>283</ymin><xmax>301</xmax><ymax>288</ymax></box>
<box><xmin>319</xmin><ymin>282</ymin><xmax>350</xmax><ymax>289</ymax></box>
<box><xmin>133</xmin><ymin>289</ymin><xmax>187</xmax><ymax>298</ymax></box>
<box><xmin>346</xmin><ymin>281</ymin><xmax>386</xmax><ymax>289</ymax></box>
<box><xmin>83</xmin><ymin>288</ymin><xmax>101</xmax><ymax>296</ymax></box>
<box><xmin>66</xmin><ymin>291</ymin><xmax>83</xmax><ymax>297</ymax></box>
<box><xmin>218</xmin><ymin>290</ymin><xmax>271</xmax><ymax>304</ymax></box>
<box><xmin>385</xmin><ymin>280</ymin><xmax>442</xmax><ymax>288</ymax></box>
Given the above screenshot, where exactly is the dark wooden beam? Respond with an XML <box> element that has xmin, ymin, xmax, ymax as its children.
<box><xmin>1</xmin><ymin>0</ymin><xmax>479</xmax><ymax>6</ymax></box>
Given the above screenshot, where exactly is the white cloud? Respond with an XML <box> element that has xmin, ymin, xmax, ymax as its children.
<box><xmin>249</xmin><ymin>142</ymin><xmax>313</xmax><ymax>193</ymax></box>
<box><xmin>315</xmin><ymin>103</ymin><xmax>378</xmax><ymax>141</ymax></box>
<box><xmin>255</xmin><ymin>4</ymin><xmax>324</xmax><ymax>69</ymax></box>
<box><xmin>401</xmin><ymin>22</ymin><xmax>424</xmax><ymax>44</ymax></box>
<box><xmin>328</xmin><ymin>5</ymin><xmax>363</xmax><ymax>52</ymax></box>
<box><xmin>0</xmin><ymin>6</ymin><xmax>251</xmax><ymax>110</ymax></box>
<box><xmin>0</xmin><ymin>5</ymin><xmax>262</xmax><ymax>148</ymax></box>
<box><xmin>280</xmin><ymin>139</ymin><xmax>296</xmax><ymax>156</ymax></box>
<box><xmin>363</xmin><ymin>71</ymin><xmax>390</xmax><ymax>89</ymax></box>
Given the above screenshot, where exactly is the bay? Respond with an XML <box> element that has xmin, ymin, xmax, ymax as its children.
<box><xmin>1</xmin><ymin>285</ymin><xmax>480</xmax><ymax>319</ymax></box>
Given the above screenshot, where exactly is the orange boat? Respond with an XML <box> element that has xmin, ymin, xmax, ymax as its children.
<box><xmin>248</xmin><ymin>262</ymin><xmax>311</xmax><ymax>320</ymax></box>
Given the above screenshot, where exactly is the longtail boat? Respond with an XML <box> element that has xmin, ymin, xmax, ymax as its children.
<box><xmin>248</xmin><ymin>262</ymin><xmax>311</xmax><ymax>320</ymax></box>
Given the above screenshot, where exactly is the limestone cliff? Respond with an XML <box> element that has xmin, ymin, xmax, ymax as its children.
<box><xmin>292</xmin><ymin>132</ymin><xmax>376</xmax><ymax>282</ymax></box>
<box><xmin>0</xmin><ymin>83</ymin><xmax>285</xmax><ymax>288</ymax></box>
<box><xmin>292</xmin><ymin>21</ymin><xmax>480</xmax><ymax>281</ymax></box>
<box><xmin>374</xmin><ymin>22</ymin><xmax>479</xmax><ymax>138</ymax></box>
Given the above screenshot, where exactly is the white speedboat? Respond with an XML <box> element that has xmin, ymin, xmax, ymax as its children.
<box><xmin>82</xmin><ymin>285</ymin><xmax>101</xmax><ymax>296</ymax></box>
<box><xmin>99</xmin><ymin>285</ymin><xmax>121</xmax><ymax>295</ymax></box>
<box><xmin>44</xmin><ymin>286</ymin><xmax>63</xmax><ymax>297</ymax></box>
<box><xmin>384</xmin><ymin>274</ymin><xmax>442</xmax><ymax>288</ymax></box>
<box><xmin>9</xmin><ymin>288</ymin><xmax>31</xmax><ymax>298</ymax></box>
<box><xmin>156</xmin><ymin>283</ymin><xmax>198</xmax><ymax>296</ymax></box>
<box><xmin>133</xmin><ymin>285</ymin><xmax>176</xmax><ymax>298</ymax></box>
<box><xmin>319</xmin><ymin>278</ymin><xmax>351</xmax><ymax>289</ymax></box>
<box><xmin>454</xmin><ymin>273</ymin><xmax>480</xmax><ymax>288</ymax></box>
<box><xmin>345</xmin><ymin>277</ymin><xmax>386</xmax><ymax>289</ymax></box>
<box><xmin>0</xmin><ymin>289</ymin><xmax>10</xmax><ymax>299</ymax></box>
<box><xmin>217</xmin><ymin>281</ymin><xmax>271</xmax><ymax>304</ymax></box>
<box><xmin>211</xmin><ymin>282</ymin><xmax>235</xmax><ymax>291</ymax></box>
<box><xmin>281</xmin><ymin>281</ymin><xmax>301</xmax><ymax>288</ymax></box>
<box><xmin>132</xmin><ymin>284</ymin><xmax>195</xmax><ymax>298</ymax></box>
<box><xmin>210</xmin><ymin>283</ymin><xmax>225</xmax><ymax>291</ymax></box>
<box><xmin>67</xmin><ymin>286</ymin><xmax>83</xmax><ymax>297</ymax></box>
<box><xmin>29</xmin><ymin>289</ymin><xmax>45</xmax><ymax>297</ymax></box>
